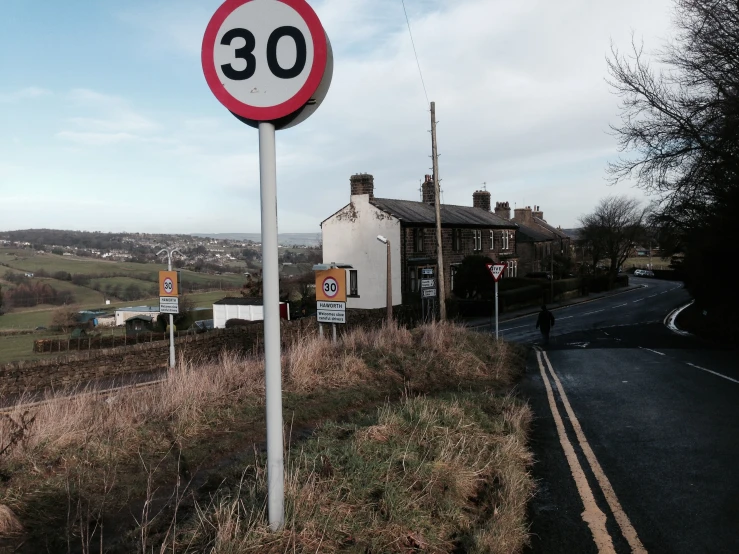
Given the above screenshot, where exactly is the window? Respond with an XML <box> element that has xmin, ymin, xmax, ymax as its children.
<box><xmin>349</xmin><ymin>270</ymin><xmax>358</xmax><ymax>296</ymax></box>
<box><xmin>452</xmin><ymin>229</ymin><xmax>462</xmax><ymax>251</ymax></box>
<box><xmin>409</xmin><ymin>267</ymin><xmax>418</xmax><ymax>292</ymax></box>
<box><xmin>490</xmin><ymin>230</ymin><xmax>495</xmax><ymax>250</ymax></box>
<box><xmin>507</xmin><ymin>260</ymin><xmax>518</xmax><ymax>278</ymax></box>
<box><xmin>414</xmin><ymin>229</ymin><xmax>424</xmax><ymax>252</ymax></box>
<box><xmin>502</xmin><ymin>231</ymin><xmax>510</xmax><ymax>251</ymax></box>
<box><xmin>473</xmin><ymin>230</ymin><xmax>482</xmax><ymax>252</ymax></box>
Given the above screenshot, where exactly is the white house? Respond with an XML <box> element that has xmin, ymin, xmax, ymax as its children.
<box><xmin>321</xmin><ymin>175</ymin><xmax>402</xmax><ymax>310</ymax></box>
<box><xmin>321</xmin><ymin>173</ymin><xmax>519</xmax><ymax>310</ymax></box>
<box><xmin>212</xmin><ymin>298</ymin><xmax>291</xmax><ymax>328</ymax></box>
<box><xmin>114</xmin><ymin>306</ymin><xmax>160</xmax><ymax>326</ymax></box>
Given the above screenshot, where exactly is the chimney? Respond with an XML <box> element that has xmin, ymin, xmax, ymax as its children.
<box><xmin>494</xmin><ymin>201</ymin><xmax>511</xmax><ymax>220</ymax></box>
<box><xmin>350</xmin><ymin>173</ymin><xmax>374</xmax><ymax>199</ymax></box>
<box><xmin>513</xmin><ymin>205</ymin><xmax>533</xmax><ymax>224</ymax></box>
<box><xmin>532</xmin><ymin>205</ymin><xmax>544</xmax><ymax>220</ymax></box>
<box><xmin>421</xmin><ymin>174</ymin><xmax>435</xmax><ymax>204</ymax></box>
<box><xmin>473</xmin><ymin>190</ymin><xmax>491</xmax><ymax>212</ymax></box>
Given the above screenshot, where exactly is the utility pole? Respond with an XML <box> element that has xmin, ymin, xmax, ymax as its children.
<box><xmin>156</xmin><ymin>247</ymin><xmax>182</xmax><ymax>369</ymax></box>
<box><xmin>431</xmin><ymin>102</ymin><xmax>446</xmax><ymax>320</ymax></box>
<box><xmin>550</xmin><ymin>243</ymin><xmax>554</xmax><ymax>303</ymax></box>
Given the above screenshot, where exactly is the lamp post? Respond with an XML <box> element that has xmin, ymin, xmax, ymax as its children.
<box><xmin>156</xmin><ymin>247</ymin><xmax>182</xmax><ymax>369</ymax></box>
<box><xmin>377</xmin><ymin>236</ymin><xmax>392</xmax><ymax>321</ymax></box>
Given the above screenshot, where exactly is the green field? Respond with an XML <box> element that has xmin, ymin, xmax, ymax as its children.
<box><xmin>0</xmin><ymin>250</ymin><xmax>247</xmax><ymax>288</ymax></box>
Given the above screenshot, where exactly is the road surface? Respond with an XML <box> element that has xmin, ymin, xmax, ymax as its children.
<box><xmin>494</xmin><ymin>277</ymin><xmax>739</xmax><ymax>553</ymax></box>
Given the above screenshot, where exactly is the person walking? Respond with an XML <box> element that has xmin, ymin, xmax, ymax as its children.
<box><xmin>536</xmin><ymin>305</ymin><xmax>555</xmax><ymax>345</ymax></box>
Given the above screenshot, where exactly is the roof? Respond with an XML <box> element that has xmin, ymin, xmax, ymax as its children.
<box><xmin>213</xmin><ymin>297</ymin><xmax>263</xmax><ymax>306</ymax></box>
<box><xmin>532</xmin><ymin>216</ymin><xmax>570</xmax><ymax>240</ymax></box>
<box><xmin>116</xmin><ymin>306</ymin><xmax>159</xmax><ymax>313</ymax></box>
<box><xmin>126</xmin><ymin>315</ymin><xmax>153</xmax><ymax>323</ymax></box>
<box><xmin>370</xmin><ymin>198</ymin><xmax>517</xmax><ymax>228</ymax></box>
<box><xmin>515</xmin><ymin>222</ymin><xmax>553</xmax><ymax>243</ymax></box>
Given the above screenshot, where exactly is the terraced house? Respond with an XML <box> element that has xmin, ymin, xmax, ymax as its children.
<box><xmin>321</xmin><ymin>174</ymin><xmax>519</xmax><ymax>310</ymax></box>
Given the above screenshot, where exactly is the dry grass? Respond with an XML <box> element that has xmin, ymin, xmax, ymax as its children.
<box><xmin>0</xmin><ymin>322</ymin><xmax>531</xmax><ymax>552</ymax></box>
<box><xmin>178</xmin><ymin>393</ymin><xmax>534</xmax><ymax>553</ymax></box>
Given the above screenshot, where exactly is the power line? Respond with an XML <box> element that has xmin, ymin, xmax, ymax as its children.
<box><xmin>400</xmin><ymin>0</ymin><xmax>430</xmax><ymax>106</ymax></box>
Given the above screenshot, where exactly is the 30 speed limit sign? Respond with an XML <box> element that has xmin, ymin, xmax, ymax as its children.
<box><xmin>322</xmin><ymin>276</ymin><xmax>338</xmax><ymax>298</ymax></box>
<box><xmin>202</xmin><ymin>0</ymin><xmax>330</xmax><ymax>124</ymax></box>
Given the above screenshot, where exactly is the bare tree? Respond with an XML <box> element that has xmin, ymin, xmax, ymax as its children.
<box><xmin>607</xmin><ymin>0</ymin><xmax>739</xmax><ymax>311</ymax></box>
<box><xmin>51</xmin><ymin>306</ymin><xmax>80</xmax><ymax>333</ymax></box>
<box><xmin>579</xmin><ymin>196</ymin><xmax>647</xmax><ymax>288</ymax></box>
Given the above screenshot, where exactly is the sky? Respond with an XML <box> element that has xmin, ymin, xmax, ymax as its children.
<box><xmin>0</xmin><ymin>0</ymin><xmax>676</xmax><ymax>234</ymax></box>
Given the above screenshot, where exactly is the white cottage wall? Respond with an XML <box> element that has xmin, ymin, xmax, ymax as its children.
<box><xmin>322</xmin><ymin>194</ymin><xmax>401</xmax><ymax>310</ymax></box>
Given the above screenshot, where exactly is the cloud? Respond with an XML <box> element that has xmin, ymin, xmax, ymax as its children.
<box><xmin>57</xmin><ymin>89</ymin><xmax>161</xmax><ymax>145</ymax></box>
<box><xmin>0</xmin><ymin>87</ymin><xmax>52</xmax><ymax>102</ymax></box>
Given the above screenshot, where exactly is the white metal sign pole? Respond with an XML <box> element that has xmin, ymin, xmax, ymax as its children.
<box><xmin>167</xmin><ymin>255</ymin><xmax>175</xmax><ymax>368</ymax></box>
<box><xmin>495</xmin><ymin>280</ymin><xmax>499</xmax><ymax>339</ymax></box>
<box><xmin>259</xmin><ymin>120</ymin><xmax>284</xmax><ymax>530</ymax></box>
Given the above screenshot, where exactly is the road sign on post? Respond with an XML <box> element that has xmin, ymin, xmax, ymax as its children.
<box><xmin>315</xmin><ymin>268</ymin><xmax>347</xmax><ymax>302</ymax></box>
<box><xmin>486</xmin><ymin>263</ymin><xmax>508</xmax><ymax>339</ymax></box>
<box><xmin>202</xmin><ymin>0</ymin><xmax>333</xmax><ymax>532</ymax></box>
<box><xmin>159</xmin><ymin>271</ymin><xmax>179</xmax><ymax>297</ymax></box>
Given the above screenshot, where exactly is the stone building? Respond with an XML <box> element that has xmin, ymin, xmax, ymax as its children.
<box><xmin>321</xmin><ymin>174</ymin><xmax>519</xmax><ymax>309</ymax></box>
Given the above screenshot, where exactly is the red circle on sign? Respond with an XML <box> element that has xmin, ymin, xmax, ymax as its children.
<box><xmin>322</xmin><ymin>276</ymin><xmax>338</xmax><ymax>298</ymax></box>
<box><xmin>202</xmin><ymin>0</ymin><xmax>328</xmax><ymax>122</ymax></box>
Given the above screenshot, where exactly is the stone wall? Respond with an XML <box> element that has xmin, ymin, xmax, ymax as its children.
<box><xmin>0</xmin><ymin>318</ymin><xmax>318</xmax><ymax>398</ymax></box>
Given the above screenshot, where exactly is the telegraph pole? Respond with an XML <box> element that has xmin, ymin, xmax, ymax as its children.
<box><xmin>431</xmin><ymin>102</ymin><xmax>446</xmax><ymax>320</ymax></box>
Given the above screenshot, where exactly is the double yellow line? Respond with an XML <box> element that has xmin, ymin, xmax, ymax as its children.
<box><xmin>535</xmin><ymin>348</ymin><xmax>647</xmax><ymax>554</ymax></box>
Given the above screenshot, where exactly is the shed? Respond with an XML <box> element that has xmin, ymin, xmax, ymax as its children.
<box><xmin>125</xmin><ymin>315</ymin><xmax>154</xmax><ymax>335</ymax></box>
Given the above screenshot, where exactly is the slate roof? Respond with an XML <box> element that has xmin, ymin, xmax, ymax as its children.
<box><xmin>532</xmin><ymin>216</ymin><xmax>570</xmax><ymax>240</ymax></box>
<box><xmin>515</xmin><ymin>222</ymin><xmax>553</xmax><ymax>243</ymax></box>
<box><xmin>370</xmin><ymin>198</ymin><xmax>517</xmax><ymax>228</ymax></box>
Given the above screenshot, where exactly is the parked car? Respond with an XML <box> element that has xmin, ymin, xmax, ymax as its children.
<box><xmin>634</xmin><ymin>269</ymin><xmax>655</xmax><ymax>277</ymax></box>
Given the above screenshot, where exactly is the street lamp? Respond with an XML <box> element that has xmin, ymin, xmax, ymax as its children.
<box><xmin>377</xmin><ymin>236</ymin><xmax>392</xmax><ymax>321</ymax></box>
<box><xmin>156</xmin><ymin>247</ymin><xmax>182</xmax><ymax>369</ymax></box>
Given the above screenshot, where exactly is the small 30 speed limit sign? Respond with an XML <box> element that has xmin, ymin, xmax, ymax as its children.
<box><xmin>322</xmin><ymin>276</ymin><xmax>339</xmax><ymax>298</ymax></box>
<box><xmin>163</xmin><ymin>278</ymin><xmax>174</xmax><ymax>294</ymax></box>
<box><xmin>202</xmin><ymin>0</ymin><xmax>329</xmax><ymax>122</ymax></box>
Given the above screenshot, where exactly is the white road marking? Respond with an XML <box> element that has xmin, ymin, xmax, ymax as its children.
<box><xmin>633</xmin><ymin>298</ymin><xmax>645</xmax><ymax>303</ymax></box>
<box><xmin>686</xmin><ymin>362</ymin><xmax>739</xmax><ymax>385</ymax></box>
<box><xmin>583</xmin><ymin>309</ymin><xmax>606</xmax><ymax>316</ymax></box>
<box><xmin>535</xmin><ymin>350</ymin><xmax>616</xmax><ymax>553</ymax></box>
<box><xmin>639</xmin><ymin>347</ymin><xmax>666</xmax><ymax>356</ymax></box>
<box><xmin>611</xmin><ymin>303</ymin><xmax>628</xmax><ymax>309</ymax></box>
<box><xmin>664</xmin><ymin>301</ymin><xmax>693</xmax><ymax>337</ymax></box>
<box><xmin>541</xmin><ymin>350</ymin><xmax>648</xmax><ymax>554</ymax></box>
<box><xmin>500</xmin><ymin>323</ymin><xmax>532</xmax><ymax>332</ymax></box>
<box><xmin>647</xmin><ymin>294</ymin><xmax>658</xmax><ymax>298</ymax></box>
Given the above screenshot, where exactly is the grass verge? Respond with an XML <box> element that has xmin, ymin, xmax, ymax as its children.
<box><xmin>0</xmin><ymin>322</ymin><xmax>533</xmax><ymax>553</ymax></box>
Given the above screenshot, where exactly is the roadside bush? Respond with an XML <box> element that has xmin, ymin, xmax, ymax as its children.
<box><xmin>501</xmin><ymin>285</ymin><xmax>544</xmax><ymax>310</ymax></box>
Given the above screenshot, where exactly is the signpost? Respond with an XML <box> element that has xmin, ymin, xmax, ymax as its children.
<box><xmin>486</xmin><ymin>263</ymin><xmax>508</xmax><ymax>339</ymax></box>
<box><xmin>315</xmin><ymin>268</ymin><xmax>346</xmax><ymax>342</ymax></box>
<box><xmin>202</xmin><ymin>0</ymin><xmax>333</xmax><ymax>531</ymax></box>
<box><xmin>419</xmin><ymin>268</ymin><xmax>436</xmax><ymax>322</ymax></box>
<box><xmin>157</xmin><ymin>253</ymin><xmax>181</xmax><ymax>368</ymax></box>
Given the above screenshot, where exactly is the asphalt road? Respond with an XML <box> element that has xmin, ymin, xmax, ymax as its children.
<box><xmin>496</xmin><ymin>277</ymin><xmax>739</xmax><ymax>554</ymax></box>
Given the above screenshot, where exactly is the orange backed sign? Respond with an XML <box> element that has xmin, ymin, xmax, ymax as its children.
<box><xmin>315</xmin><ymin>268</ymin><xmax>347</xmax><ymax>302</ymax></box>
<box><xmin>159</xmin><ymin>271</ymin><xmax>179</xmax><ymax>297</ymax></box>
